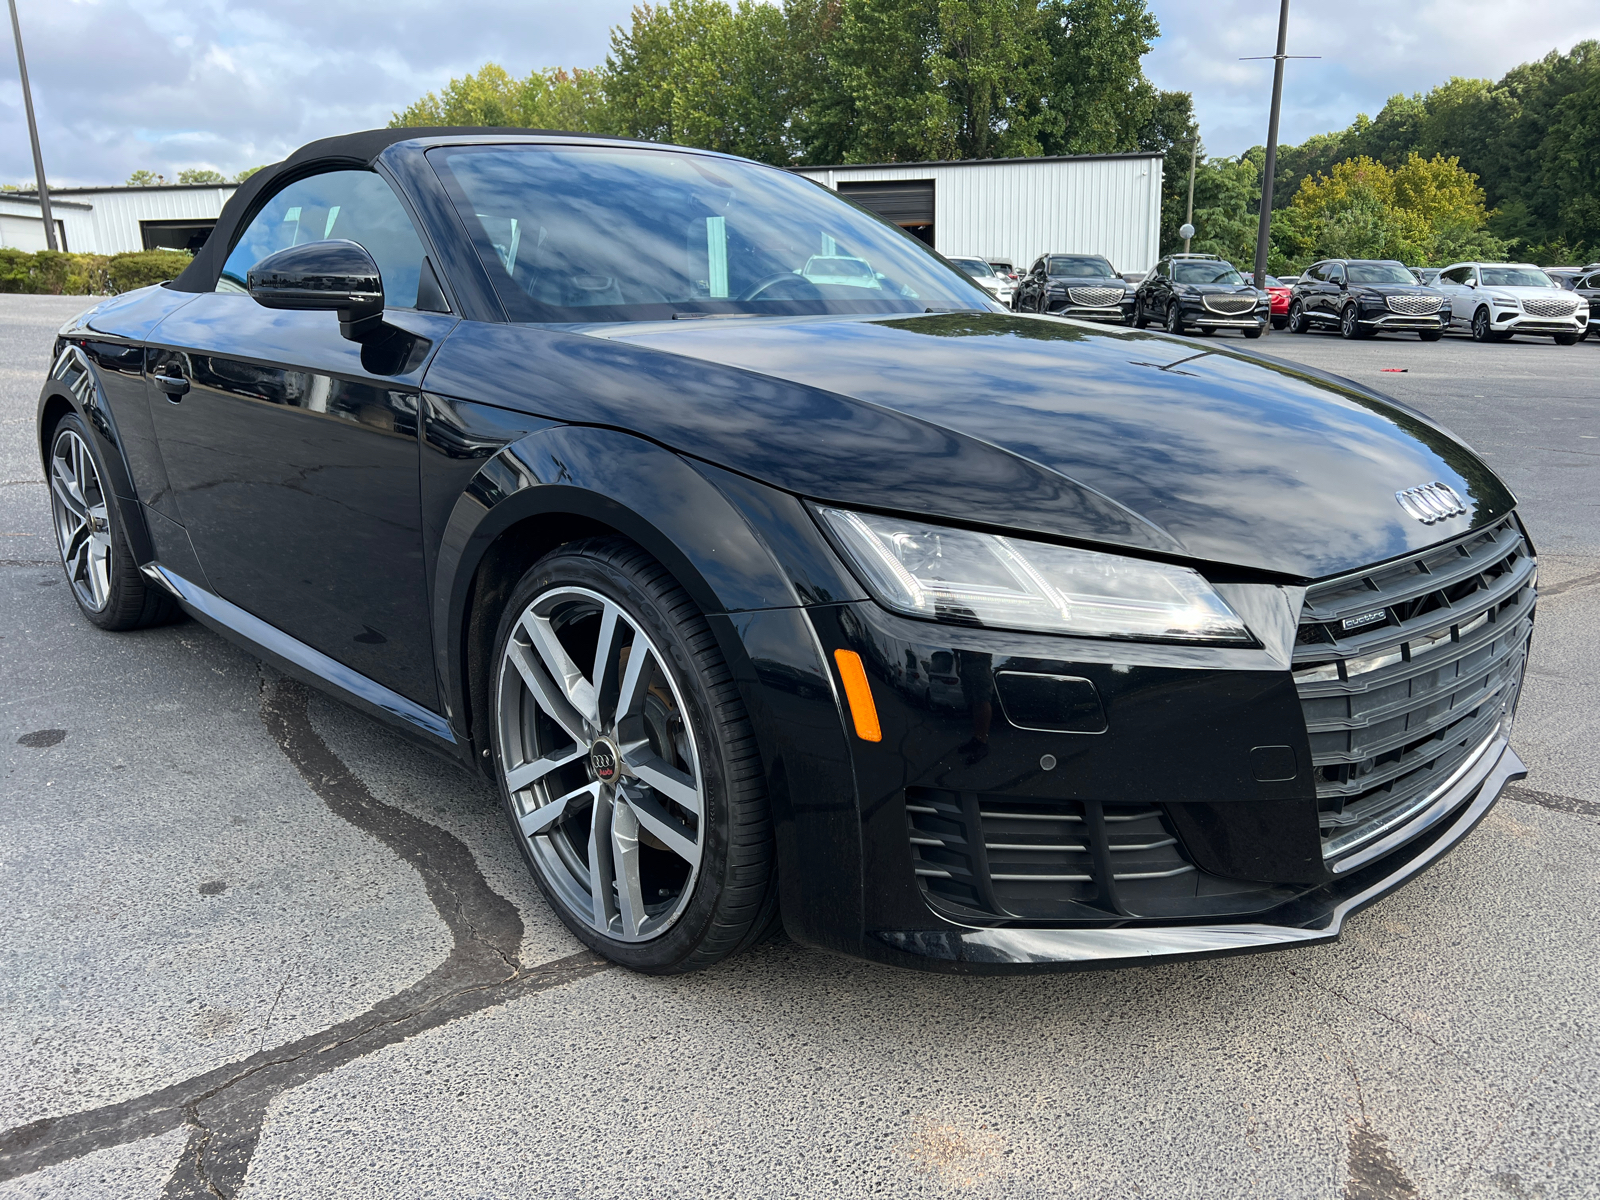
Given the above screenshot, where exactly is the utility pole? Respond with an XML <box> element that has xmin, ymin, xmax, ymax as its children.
<box><xmin>1243</xmin><ymin>0</ymin><xmax>1316</xmax><ymax>289</ymax></box>
<box><xmin>1184</xmin><ymin>139</ymin><xmax>1197</xmax><ymax>254</ymax></box>
<box><xmin>7</xmin><ymin>0</ymin><xmax>57</xmax><ymax>251</ymax></box>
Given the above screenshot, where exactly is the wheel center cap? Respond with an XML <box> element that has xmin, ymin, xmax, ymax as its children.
<box><xmin>589</xmin><ymin>737</ymin><xmax>620</xmax><ymax>783</ymax></box>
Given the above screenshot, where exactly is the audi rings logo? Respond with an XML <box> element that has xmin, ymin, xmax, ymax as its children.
<box><xmin>1395</xmin><ymin>481</ymin><xmax>1468</xmax><ymax>525</ymax></box>
<box><xmin>589</xmin><ymin>740</ymin><xmax>619</xmax><ymax>782</ymax></box>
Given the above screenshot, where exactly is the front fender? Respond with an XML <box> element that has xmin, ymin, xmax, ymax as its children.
<box><xmin>433</xmin><ymin>423</ymin><xmax>865</xmax><ymax>950</ymax></box>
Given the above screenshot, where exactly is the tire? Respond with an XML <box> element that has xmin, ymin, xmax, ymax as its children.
<box><xmin>1418</xmin><ymin>330</ymin><xmax>1443</xmax><ymax>342</ymax></box>
<box><xmin>489</xmin><ymin>537</ymin><xmax>777</xmax><ymax>973</ymax></box>
<box><xmin>1471</xmin><ymin>307</ymin><xmax>1494</xmax><ymax>342</ymax></box>
<box><xmin>1271</xmin><ymin>316</ymin><xmax>1287</xmax><ymax>330</ymax></box>
<box><xmin>1164</xmin><ymin>302</ymin><xmax>1185</xmax><ymax>334</ymax></box>
<box><xmin>1243</xmin><ymin>323</ymin><xmax>1265</xmax><ymax>339</ymax></box>
<box><xmin>1339</xmin><ymin>304</ymin><xmax>1363</xmax><ymax>339</ymax></box>
<box><xmin>1553</xmin><ymin>332</ymin><xmax>1578</xmax><ymax>346</ymax></box>
<box><xmin>1287</xmin><ymin>300</ymin><xmax>1308</xmax><ymax>334</ymax></box>
<box><xmin>1579</xmin><ymin>324</ymin><xmax>1591</xmax><ymax>342</ymax></box>
<box><xmin>47</xmin><ymin>413</ymin><xmax>177</xmax><ymax>631</ymax></box>
<box><xmin>1132</xmin><ymin>300</ymin><xmax>1149</xmax><ymax>329</ymax></box>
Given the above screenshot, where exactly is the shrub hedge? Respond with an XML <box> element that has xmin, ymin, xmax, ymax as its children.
<box><xmin>0</xmin><ymin>248</ymin><xmax>193</xmax><ymax>296</ymax></box>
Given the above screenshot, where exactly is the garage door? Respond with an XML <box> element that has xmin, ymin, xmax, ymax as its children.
<box><xmin>836</xmin><ymin>180</ymin><xmax>934</xmax><ymax>227</ymax></box>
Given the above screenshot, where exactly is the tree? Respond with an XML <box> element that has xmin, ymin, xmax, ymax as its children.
<box><xmin>177</xmin><ymin>168</ymin><xmax>228</xmax><ymax>185</ymax></box>
<box><xmin>234</xmin><ymin>166</ymin><xmax>267</xmax><ymax>183</ymax></box>
<box><xmin>126</xmin><ymin>170</ymin><xmax>166</xmax><ymax>186</ymax></box>
<box><xmin>929</xmin><ymin>0</ymin><xmax>1056</xmax><ymax>160</ymax></box>
<box><xmin>1137</xmin><ymin>88</ymin><xmax>1198</xmax><ymax>253</ymax></box>
<box><xmin>1038</xmin><ymin>0</ymin><xmax>1160</xmax><ymax>155</ymax></box>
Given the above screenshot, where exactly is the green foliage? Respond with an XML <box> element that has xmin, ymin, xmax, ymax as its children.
<box><xmin>234</xmin><ymin>166</ymin><xmax>267</xmax><ymax>183</ymax></box>
<box><xmin>391</xmin><ymin>61</ymin><xmax>612</xmax><ymax>134</ymax></box>
<box><xmin>389</xmin><ymin>0</ymin><xmax>1167</xmax><ymax>169</ymax></box>
<box><xmin>0</xmin><ymin>248</ymin><xmax>191</xmax><ymax>295</ymax></box>
<box><xmin>125</xmin><ymin>170</ymin><xmax>166</xmax><ymax>186</ymax></box>
<box><xmin>1256</xmin><ymin>41</ymin><xmax>1600</xmax><ymax>262</ymax></box>
<box><xmin>1039</xmin><ymin>0</ymin><xmax>1160</xmax><ymax>155</ymax></box>
<box><xmin>1139</xmin><ymin>88</ymin><xmax>1198</xmax><ymax>254</ymax></box>
<box><xmin>1189</xmin><ymin>154</ymin><xmax>1262</xmax><ymax>266</ymax></box>
<box><xmin>177</xmin><ymin>168</ymin><xmax>228</xmax><ymax>185</ymax></box>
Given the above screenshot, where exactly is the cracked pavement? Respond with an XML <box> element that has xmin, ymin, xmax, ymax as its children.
<box><xmin>1</xmin><ymin>296</ymin><xmax>1596</xmax><ymax>1198</ymax></box>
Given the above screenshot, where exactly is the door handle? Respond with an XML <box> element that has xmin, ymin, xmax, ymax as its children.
<box><xmin>153</xmin><ymin>372</ymin><xmax>189</xmax><ymax>399</ymax></box>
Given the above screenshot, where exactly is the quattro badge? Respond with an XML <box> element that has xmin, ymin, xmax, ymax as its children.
<box><xmin>1395</xmin><ymin>481</ymin><xmax>1467</xmax><ymax>524</ymax></box>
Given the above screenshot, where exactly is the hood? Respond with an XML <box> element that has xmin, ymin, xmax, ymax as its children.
<box><xmin>1350</xmin><ymin>284</ymin><xmax>1441</xmax><ymax>296</ymax></box>
<box><xmin>1480</xmin><ymin>286</ymin><xmax>1574</xmax><ymax>301</ymax></box>
<box><xmin>1178</xmin><ymin>283</ymin><xmax>1260</xmax><ymax>296</ymax></box>
<box><xmin>424</xmin><ymin>312</ymin><xmax>1513</xmax><ymax>581</ymax></box>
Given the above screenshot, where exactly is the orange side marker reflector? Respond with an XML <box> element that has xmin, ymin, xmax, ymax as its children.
<box><xmin>833</xmin><ymin>649</ymin><xmax>882</xmax><ymax>742</ymax></box>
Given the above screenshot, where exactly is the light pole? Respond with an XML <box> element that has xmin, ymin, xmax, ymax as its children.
<box><xmin>7</xmin><ymin>0</ymin><xmax>56</xmax><ymax>251</ymax></box>
<box><xmin>1184</xmin><ymin>139</ymin><xmax>1197</xmax><ymax>254</ymax></box>
<box><xmin>1243</xmin><ymin>0</ymin><xmax>1316</xmax><ymax>289</ymax></box>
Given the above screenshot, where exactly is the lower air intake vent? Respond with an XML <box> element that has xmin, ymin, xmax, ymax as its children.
<box><xmin>906</xmin><ymin>790</ymin><xmax>1194</xmax><ymax>921</ymax></box>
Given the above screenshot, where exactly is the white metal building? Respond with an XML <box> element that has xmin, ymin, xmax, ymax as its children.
<box><xmin>0</xmin><ymin>184</ymin><xmax>238</xmax><ymax>255</ymax></box>
<box><xmin>793</xmin><ymin>152</ymin><xmax>1164</xmax><ymax>275</ymax></box>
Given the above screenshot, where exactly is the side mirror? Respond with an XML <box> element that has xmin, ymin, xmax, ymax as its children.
<box><xmin>248</xmin><ymin>239</ymin><xmax>385</xmax><ymax>341</ymax></box>
<box><xmin>1465</xmin><ymin>278</ymin><xmax>1477</xmax><ymax>288</ymax></box>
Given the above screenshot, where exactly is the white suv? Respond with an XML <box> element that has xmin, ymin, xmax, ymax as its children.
<box><xmin>1435</xmin><ymin>262</ymin><xmax>1586</xmax><ymax>344</ymax></box>
<box><xmin>948</xmin><ymin>256</ymin><xmax>1016</xmax><ymax>307</ymax></box>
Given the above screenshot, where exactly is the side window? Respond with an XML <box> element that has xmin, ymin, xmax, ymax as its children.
<box><xmin>218</xmin><ymin>170</ymin><xmax>427</xmax><ymax>309</ymax></box>
<box><xmin>1155</xmin><ymin>260</ymin><xmax>1170</xmax><ymax>279</ymax></box>
<box><xmin>1031</xmin><ymin>258</ymin><xmax>1045</xmax><ymax>277</ymax></box>
<box><xmin>1307</xmin><ymin>263</ymin><xmax>1328</xmax><ymax>282</ymax></box>
<box><xmin>1326</xmin><ymin>263</ymin><xmax>1345</xmax><ymax>284</ymax></box>
<box><xmin>1439</xmin><ymin>267</ymin><xmax>1465</xmax><ymax>285</ymax></box>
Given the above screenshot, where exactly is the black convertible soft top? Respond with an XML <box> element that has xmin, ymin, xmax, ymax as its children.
<box><xmin>170</xmin><ymin>127</ymin><xmax>593</xmax><ymax>293</ymax></box>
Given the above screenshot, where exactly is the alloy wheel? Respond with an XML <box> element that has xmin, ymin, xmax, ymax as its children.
<box><xmin>49</xmin><ymin>427</ymin><xmax>113</xmax><ymax>613</ymax></box>
<box><xmin>1472</xmin><ymin>308</ymin><xmax>1492</xmax><ymax>341</ymax></box>
<box><xmin>1165</xmin><ymin>302</ymin><xmax>1183</xmax><ymax>334</ymax></box>
<box><xmin>496</xmin><ymin>585</ymin><xmax>704</xmax><ymax>943</ymax></box>
<box><xmin>1288</xmin><ymin>300</ymin><xmax>1306</xmax><ymax>333</ymax></box>
<box><xmin>1340</xmin><ymin>304</ymin><xmax>1359</xmax><ymax>338</ymax></box>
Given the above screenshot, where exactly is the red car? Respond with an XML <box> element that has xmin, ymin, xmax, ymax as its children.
<box><xmin>1264</xmin><ymin>274</ymin><xmax>1293</xmax><ymax>328</ymax></box>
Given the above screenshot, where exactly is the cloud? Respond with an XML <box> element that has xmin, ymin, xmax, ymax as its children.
<box><xmin>0</xmin><ymin>0</ymin><xmax>636</xmax><ymax>185</ymax></box>
<box><xmin>3</xmin><ymin>0</ymin><xmax>1597</xmax><ymax>185</ymax></box>
<box><xmin>1145</xmin><ymin>0</ymin><xmax>1600</xmax><ymax>158</ymax></box>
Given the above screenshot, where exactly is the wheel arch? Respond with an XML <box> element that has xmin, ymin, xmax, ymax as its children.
<box><xmin>434</xmin><ymin>424</ymin><xmax>807</xmax><ymax>772</ymax></box>
<box><xmin>36</xmin><ymin>352</ymin><xmax>155</xmax><ymax>565</ymax></box>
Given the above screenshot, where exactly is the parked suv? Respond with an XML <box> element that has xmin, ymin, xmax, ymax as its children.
<box><xmin>1434</xmin><ymin>262</ymin><xmax>1585</xmax><ymax>343</ymax></box>
<box><xmin>1133</xmin><ymin>254</ymin><xmax>1269</xmax><ymax>337</ymax></box>
<box><xmin>948</xmin><ymin>256</ymin><xmax>1016</xmax><ymax>308</ymax></box>
<box><xmin>1017</xmin><ymin>253</ymin><xmax>1136</xmax><ymax>323</ymax></box>
<box><xmin>1286</xmin><ymin>260</ymin><xmax>1449</xmax><ymax>340</ymax></box>
<box><xmin>1548</xmin><ymin>267</ymin><xmax>1598</xmax><ymax>340</ymax></box>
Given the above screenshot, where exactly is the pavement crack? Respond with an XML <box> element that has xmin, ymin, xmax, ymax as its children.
<box><xmin>1504</xmin><ymin>783</ymin><xmax>1600</xmax><ymax>818</ymax></box>
<box><xmin>1537</xmin><ymin>567</ymin><xmax>1600</xmax><ymax>598</ymax></box>
<box><xmin>1289</xmin><ymin>969</ymin><xmax>1461</xmax><ymax>1061</ymax></box>
<box><xmin>0</xmin><ymin>673</ymin><xmax>611</xmax><ymax>1192</ymax></box>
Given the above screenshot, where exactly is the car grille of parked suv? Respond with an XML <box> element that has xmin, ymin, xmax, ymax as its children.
<box><xmin>1521</xmin><ymin>297</ymin><xmax>1578</xmax><ymax>318</ymax></box>
<box><xmin>1386</xmin><ymin>295</ymin><xmax>1443</xmax><ymax>315</ymax></box>
<box><xmin>1067</xmin><ymin>286</ymin><xmax>1124</xmax><ymax>307</ymax></box>
<box><xmin>1291</xmin><ymin>517</ymin><xmax>1535</xmax><ymax>867</ymax></box>
<box><xmin>905</xmin><ymin>789</ymin><xmax>1197</xmax><ymax>921</ymax></box>
<box><xmin>1202</xmin><ymin>295</ymin><xmax>1256</xmax><ymax>315</ymax></box>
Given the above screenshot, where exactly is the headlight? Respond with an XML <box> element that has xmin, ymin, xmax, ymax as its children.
<box><xmin>816</xmin><ymin>508</ymin><xmax>1252</xmax><ymax>643</ymax></box>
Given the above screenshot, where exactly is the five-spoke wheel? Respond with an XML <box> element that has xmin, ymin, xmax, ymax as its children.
<box><xmin>50</xmin><ymin>425</ymin><xmax>113</xmax><ymax>614</ymax></box>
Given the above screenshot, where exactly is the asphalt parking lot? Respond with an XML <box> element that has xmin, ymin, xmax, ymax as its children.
<box><xmin>1</xmin><ymin>294</ymin><xmax>1596</xmax><ymax>1199</ymax></box>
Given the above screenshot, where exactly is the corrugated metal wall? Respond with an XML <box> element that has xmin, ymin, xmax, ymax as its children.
<box><xmin>795</xmin><ymin>154</ymin><xmax>1163</xmax><ymax>274</ymax></box>
<box><xmin>44</xmin><ymin>186</ymin><xmax>237</xmax><ymax>254</ymax></box>
<box><xmin>0</xmin><ymin>197</ymin><xmax>95</xmax><ymax>253</ymax></box>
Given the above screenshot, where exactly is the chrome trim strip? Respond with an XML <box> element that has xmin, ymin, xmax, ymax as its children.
<box><xmin>146</xmin><ymin>563</ymin><xmax>456</xmax><ymax>745</ymax></box>
<box><xmin>1325</xmin><ymin>725</ymin><xmax>1502</xmax><ymax>871</ymax></box>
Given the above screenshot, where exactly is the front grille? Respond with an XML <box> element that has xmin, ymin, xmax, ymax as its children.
<box><xmin>1292</xmin><ymin>518</ymin><xmax>1535</xmax><ymax>864</ymax></box>
<box><xmin>1067</xmin><ymin>286</ymin><xmax>1124</xmax><ymax>308</ymax></box>
<box><xmin>1522</xmin><ymin>297</ymin><xmax>1577</xmax><ymax>318</ymax></box>
<box><xmin>1202</xmin><ymin>295</ymin><xmax>1256</xmax><ymax>315</ymax></box>
<box><xmin>906</xmin><ymin>790</ymin><xmax>1194</xmax><ymax>920</ymax></box>
<box><xmin>1386</xmin><ymin>294</ymin><xmax>1442</xmax><ymax>315</ymax></box>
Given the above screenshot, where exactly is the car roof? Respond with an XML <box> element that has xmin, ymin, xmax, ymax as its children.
<box><xmin>171</xmin><ymin>126</ymin><xmax>662</xmax><ymax>294</ymax></box>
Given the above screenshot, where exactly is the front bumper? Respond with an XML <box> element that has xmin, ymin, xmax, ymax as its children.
<box><xmin>1043</xmin><ymin>296</ymin><xmax>1134</xmax><ymax>323</ymax></box>
<box><xmin>1492</xmin><ymin>309</ymin><xmax>1585</xmax><ymax>335</ymax></box>
<box><xmin>874</xmin><ymin>738</ymin><xmax>1523</xmax><ymax>970</ymax></box>
<box><xmin>1357</xmin><ymin>311</ymin><xmax>1449</xmax><ymax>331</ymax></box>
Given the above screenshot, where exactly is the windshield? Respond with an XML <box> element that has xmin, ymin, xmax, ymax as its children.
<box><xmin>1047</xmin><ymin>256</ymin><xmax>1115</xmax><ymax>277</ymax></box>
<box><xmin>1173</xmin><ymin>261</ymin><xmax>1245</xmax><ymax>285</ymax></box>
<box><xmin>1480</xmin><ymin>266</ymin><xmax>1556</xmax><ymax>288</ymax></box>
<box><xmin>1347</xmin><ymin>263</ymin><xmax>1418</xmax><ymax>285</ymax></box>
<box><xmin>429</xmin><ymin>145</ymin><xmax>991</xmax><ymax>321</ymax></box>
<box><xmin>950</xmin><ymin>258</ymin><xmax>994</xmax><ymax>277</ymax></box>
<box><xmin>1263</xmin><ymin>275</ymin><xmax>1282</xmax><ymax>287</ymax></box>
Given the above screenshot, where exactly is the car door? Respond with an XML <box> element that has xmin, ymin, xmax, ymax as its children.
<box><xmin>1437</xmin><ymin>266</ymin><xmax>1471</xmax><ymax>328</ymax></box>
<box><xmin>1025</xmin><ymin>258</ymin><xmax>1045</xmax><ymax>310</ymax></box>
<box><xmin>144</xmin><ymin>168</ymin><xmax>457</xmax><ymax>707</ymax></box>
<box><xmin>1579</xmin><ymin>272</ymin><xmax>1600</xmax><ymax>331</ymax></box>
<box><xmin>1319</xmin><ymin>263</ymin><xmax>1346</xmax><ymax>322</ymax></box>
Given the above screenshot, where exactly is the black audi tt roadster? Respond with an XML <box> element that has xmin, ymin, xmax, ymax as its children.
<box><xmin>38</xmin><ymin>129</ymin><xmax>1534</xmax><ymax>974</ymax></box>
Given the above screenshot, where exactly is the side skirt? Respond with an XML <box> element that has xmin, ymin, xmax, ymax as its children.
<box><xmin>142</xmin><ymin>564</ymin><xmax>460</xmax><ymax>757</ymax></box>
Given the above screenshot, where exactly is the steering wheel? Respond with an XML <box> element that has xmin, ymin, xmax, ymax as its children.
<box><xmin>738</xmin><ymin>272</ymin><xmax>825</xmax><ymax>302</ymax></box>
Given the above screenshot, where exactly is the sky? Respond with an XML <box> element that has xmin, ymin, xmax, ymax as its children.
<box><xmin>2</xmin><ymin>0</ymin><xmax>1599</xmax><ymax>187</ymax></box>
